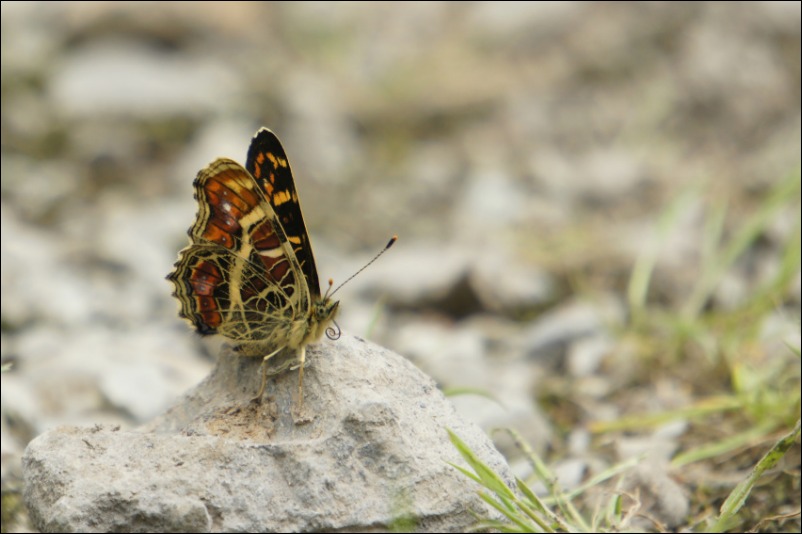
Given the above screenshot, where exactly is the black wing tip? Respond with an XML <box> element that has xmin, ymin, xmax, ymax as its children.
<box><xmin>253</xmin><ymin>126</ymin><xmax>275</xmax><ymax>136</ymax></box>
<box><xmin>246</xmin><ymin>128</ymin><xmax>286</xmax><ymax>168</ymax></box>
<box><xmin>251</xmin><ymin>127</ymin><xmax>280</xmax><ymax>144</ymax></box>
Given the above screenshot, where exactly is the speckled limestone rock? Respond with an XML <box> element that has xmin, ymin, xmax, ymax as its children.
<box><xmin>23</xmin><ymin>334</ymin><xmax>513</xmax><ymax>533</ymax></box>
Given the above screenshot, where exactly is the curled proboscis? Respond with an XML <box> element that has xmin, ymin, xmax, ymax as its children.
<box><xmin>326</xmin><ymin>320</ymin><xmax>341</xmax><ymax>340</ymax></box>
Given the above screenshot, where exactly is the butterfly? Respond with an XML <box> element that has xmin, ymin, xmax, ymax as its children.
<box><xmin>168</xmin><ymin>128</ymin><xmax>340</xmax><ymax>404</ymax></box>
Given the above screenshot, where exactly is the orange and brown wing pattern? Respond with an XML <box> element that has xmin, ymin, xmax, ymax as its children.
<box><xmin>168</xmin><ymin>159</ymin><xmax>311</xmax><ymax>344</ymax></box>
<box><xmin>246</xmin><ymin>128</ymin><xmax>322</xmax><ymax>299</ymax></box>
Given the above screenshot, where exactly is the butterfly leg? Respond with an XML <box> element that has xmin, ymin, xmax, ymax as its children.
<box><xmin>254</xmin><ymin>346</ymin><xmax>284</xmax><ymax>400</ymax></box>
<box><xmin>296</xmin><ymin>345</ymin><xmax>307</xmax><ymax>409</ymax></box>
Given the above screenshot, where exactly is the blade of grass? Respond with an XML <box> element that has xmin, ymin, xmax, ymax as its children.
<box><xmin>494</xmin><ymin>427</ymin><xmax>583</xmax><ymax>530</ymax></box>
<box><xmin>443</xmin><ymin>387</ymin><xmax>507</xmax><ymax>409</ymax></box>
<box><xmin>682</xmin><ymin>170</ymin><xmax>801</xmax><ymax>320</ymax></box>
<box><xmin>447</xmin><ymin>429</ymin><xmax>516</xmax><ymax>500</ymax></box>
<box><xmin>708</xmin><ymin>419</ymin><xmax>801</xmax><ymax>532</ymax></box>
<box><xmin>448</xmin><ymin>429</ymin><xmax>562</xmax><ymax>532</ymax></box>
<box><xmin>628</xmin><ymin>183</ymin><xmax>704</xmax><ymax>321</ymax></box>
<box><xmin>672</xmin><ymin>419</ymin><xmax>779</xmax><ymax>468</ymax></box>
<box><xmin>589</xmin><ymin>395</ymin><xmax>742</xmax><ymax>433</ymax></box>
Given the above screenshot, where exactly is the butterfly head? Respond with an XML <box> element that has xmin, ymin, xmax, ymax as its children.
<box><xmin>308</xmin><ymin>279</ymin><xmax>340</xmax><ymax>342</ymax></box>
<box><xmin>313</xmin><ymin>296</ymin><xmax>340</xmax><ymax>325</ymax></box>
<box><xmin>311</xmin><ymin>236</ymin><xmax>397</xmax><ymax>343</ymax></box>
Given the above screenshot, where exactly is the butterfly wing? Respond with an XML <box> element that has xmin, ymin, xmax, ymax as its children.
<box><xmin>168</xmin><ymin>158</ymin><xmax>312</xmax><ymax>347</ymax></box>
<box><xmin>246</xmin><ymin>128</ymin><xmax>322</xmax><ymax>299</ymax></box>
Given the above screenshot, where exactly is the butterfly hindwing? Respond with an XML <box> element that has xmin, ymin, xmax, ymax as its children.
<box><xmin>169</xmin><ymin>158</ymin><xmax>310</xmax><ymax>343</ymax></box>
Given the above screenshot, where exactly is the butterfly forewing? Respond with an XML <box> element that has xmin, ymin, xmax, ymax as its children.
<box><xmin>246</xmin><ymin>128</ymin><xmax>322</xmax><ymax>299</ymax></box>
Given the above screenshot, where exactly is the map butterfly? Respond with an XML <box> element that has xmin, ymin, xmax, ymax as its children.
<box><xmin>168</xmin><ymin>128</ymin><xmax>344</xmax><ymax>404</ymax></box>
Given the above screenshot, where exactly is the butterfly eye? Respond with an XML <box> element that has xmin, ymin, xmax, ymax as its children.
<box><xmin>315</xmin><ymin>301</ymin><xmax>337</xmax><ymax>321</ymax></box>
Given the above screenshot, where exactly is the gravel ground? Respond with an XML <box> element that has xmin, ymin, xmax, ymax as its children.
<box><xmin>2</xmin><ymin>3</ymin><xmax>800</xmax><ymax>532</ymax></box>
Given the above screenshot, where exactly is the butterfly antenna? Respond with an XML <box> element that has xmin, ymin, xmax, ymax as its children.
<box><xmin>329</xmin><ymin>235</ymin><xmax>397</xmax><ymax>297</ymax></box>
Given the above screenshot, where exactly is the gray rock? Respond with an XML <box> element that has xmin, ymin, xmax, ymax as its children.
<box><xmin>522</xmin><ymin>296</ymin><xmax>625</xmax><ymax>363</ymax></box>
<box><xmin>23</xmin><ymin>334</ymin><xmax>513</xmax><ymax>533</ymax></box>
<box><xmin>616</xmin><ymin>421</ymin><xmax>690</xmax><ymax>528</ymax></box>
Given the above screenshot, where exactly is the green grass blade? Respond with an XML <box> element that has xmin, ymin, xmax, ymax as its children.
<box><xmin>709</xmin><ymin>419</ymin><xmax>801</xmax><ymax>532</ymax></box>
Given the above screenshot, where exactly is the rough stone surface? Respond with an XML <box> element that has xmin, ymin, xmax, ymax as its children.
<box><xmin>23</xmin><ymin>335</ymin><xmax>513</xmax><ymax>533</ymax></box>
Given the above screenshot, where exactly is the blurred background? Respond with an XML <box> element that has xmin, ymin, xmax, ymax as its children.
<box><xmin>2</xmin><ymin>2</ymin><xmax>800</xmax><ymax>531</ymax></box>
